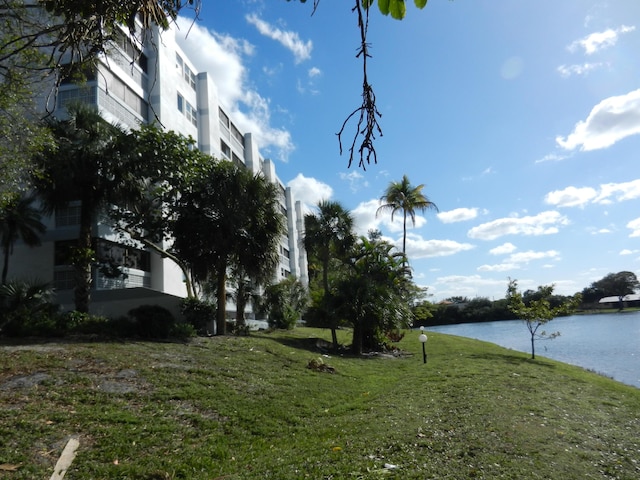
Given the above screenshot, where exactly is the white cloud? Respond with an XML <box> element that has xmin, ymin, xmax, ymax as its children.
<box><xmin>339</xmin><ymin>171</ymin><xmax>369</xmax><ymax>193</ymax></box>
<box><xmin>545</xmin><ymin>180</ymin><xmax>640</xmax><ymax>208</ymax></box>
<box><xmin>437</xmin><ymin>207</ymin><xmax>479</xmax><ymax>224</ymax></box>
<box><xmin>245</xmin><ymin>14</ymin><xmax>312</xmax><ymax>63</ymax></box>
<box><xmin>308</xmin><ymin>67</ymin><xmax>321</xmax><ymax>77</ymax></box>
<box><xmin>489</xmin><ymin>242</ymin><xmax>517</xmax><ymax>255</ymax></box>
<box><xmin>535</xmin><ymin>152</ymin><xmax>571</xmax><ymax>163</ymax></box>
<box><xmin>507</xmin><ymin>250</ymin><xmax>560</xmax><ymax>263</ymax></box>
<box><xmin>467</xmin><ymin>211</ymin><xmax>569</xmax><ymax>241</ymax></box>
<box><xmin>567</xmin><ymin>25</ymin><xmax>636</xmax><ymax>55</ymax></box>
<box><xmin>405</xmin><ymin>234</ymin><xmax>475</xmax><ymax>259</ymax></box>
<box><xmin>430</xmin><ymin>275</ymin><xmax>509</xmax><ymax>301</ymax></box>
<box><xmin>175</xmin><ymin>17</ymin><xmax>294</xmax><ymax>161</ymax></box>
<box><xmin>556</xmin><ymin>89</ymin><xmax>640</xmax><ymax>151</ymax></box>
<box><xmin>557</xmin><ymin>62</ymin><xmax>606</xmax><ymax>78</ymax></box>
<box><xmin>478</xmin><ymin>249</ymin><xmax>558</xmax><ymax>273</ymax></box>
<box><xmin>287</xmin><ymin>174</ymin><xmax>333</xmax><ymax>211</ymax></box>
<box><xmin>594</xmin><ymin>179</ymin><xmax>640</xmax><ymax>204</ymax></box>
<box><xmin>544</xmin><ymin>186</ymin><xmax>598</xmax><ymax>208</ymax></box>
<box><xmin>477</xmin><ymin>263</ymin><xmax>519</xmax><ymax>272</ymax></box>
<box><xmin>352</xmin><ymin>199</ymin><xmax>382</xmax><ymax>235</ymax></box>
<box><xmin>627</xmin><ymin>217</ymin><xmax>640</xmax><ymax>238</ymax></box>
<box><xmin>621</xmin><ymin>249</ymin><xmax>639</xmax><ymax>255</ymax></box>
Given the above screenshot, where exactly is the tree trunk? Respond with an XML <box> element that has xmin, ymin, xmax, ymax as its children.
<box><xmin>74</xmin><ymin>201</ymin><xmax>94</xmax><ymax>313</ymax></box>
<box><xmin>402</xmin><ymin>210</ymin><xmax>407</xmax><ymax>256</ymax></box>
<box><xmin>235</xmin><ymin>280</ymin><xmax>246</xmax><ymax>328</ymax></box>
<box><xmin>215</xmin><ymin>263</ymin><xmax>227</xmax><ymax>335</ymax></box>
<box><xmin>352</xmin><ymin>319</ymin><xmax>363</xmax><ymax>355</ymax></box>
<box><xmin>530</xmin><ymin>334</ymin><xmax>536</xmax><ymax>360</ymax></box>
<box><xmin>1</xmin><ymin>241</ymin><xmax>9</xmax><ymax>284</ymax></box>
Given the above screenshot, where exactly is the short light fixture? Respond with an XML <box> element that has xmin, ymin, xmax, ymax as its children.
<box><xmin>419</xmin><ymin>326</ymin><xmax>428</xmax><ymax>364</ymax></box>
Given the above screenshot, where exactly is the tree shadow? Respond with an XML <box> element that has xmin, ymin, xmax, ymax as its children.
<box><xmin>467</xmin><ymin>351</ymin><xmax>558</xmax><ymax>370</ymax></box>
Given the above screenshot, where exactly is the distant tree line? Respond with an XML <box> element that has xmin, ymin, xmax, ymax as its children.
<box><xmin>413</xmin><ymin>270</ymin><xmax>640</xmax><ymax>328</ymax></box>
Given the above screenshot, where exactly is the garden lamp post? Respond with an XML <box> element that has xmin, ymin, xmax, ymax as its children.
<box><xmin>419</xmin><ymin>326</ymin><xmax>428</xmax><ymax>364</ymax></box>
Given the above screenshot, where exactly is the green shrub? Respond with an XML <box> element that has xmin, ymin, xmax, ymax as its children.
<box><xmin>61</xmin><ymin>311</ymin><xmax>111</xmax><ymax>335</ymax></box>
<box><xmin>180</xmin><ymin>297</ymin><xmax>215</xmax><ymax>335</ymax></box>
<box><xmin>0</xmin><ymin>280</ymin><xmax>58</xmax><ymax>337</ymax></box>
<box><xmin>129</xmin><ymin>305</ymin><xmax>176</xmax><ymax>339</ymax></box>
<box><xmin>170</xmin><ymin>322</ymin><xmax>197</xmax><ymax>339</ymax></box>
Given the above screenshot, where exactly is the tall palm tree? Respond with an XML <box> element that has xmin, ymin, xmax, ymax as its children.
<box><xmin>303</xmin><ymin>200</ymin><xmax>356</xmax><ymax>349</ymax></box>
<box><xmin>0</xmin><ymin>194</ymin><xmax>47</xmax><ymax>284</ymax></box>
<box><xmin>32</xmin><ymin>104</ymin><xmax>129</xmax><ymax>313</ymax></box>
<box><xmin>376</xmin><ymin>174</ymin><xmax>438</xmax><ymax>257</ymax></box>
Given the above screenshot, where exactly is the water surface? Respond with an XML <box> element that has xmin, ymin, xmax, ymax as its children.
<box><xmin>427</xmin><ymin>311</ymin><xmax>640</xmax><ymax>388</ymax></box>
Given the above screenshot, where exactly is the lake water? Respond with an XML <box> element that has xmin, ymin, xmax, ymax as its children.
<box><xmin>426</xmin><ymin>311</ymin><xmax>640</xmax><ymax>389</ymax></box>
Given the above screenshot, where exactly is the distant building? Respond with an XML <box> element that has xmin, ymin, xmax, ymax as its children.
<box><xmin>10</xmin><ymin>19</ymin><xmax>307</xmax><ymax>319</ymax></box>
<box><xmin>598</xmin><ymin>294</ymin><xmax>640</xmax><ymax>308</ymax></box>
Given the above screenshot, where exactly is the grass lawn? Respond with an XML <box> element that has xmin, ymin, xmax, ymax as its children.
<box><xmin>1</xmin><ymin>327</ymin><xmax>639</xmax><ymax>479</ymax></box>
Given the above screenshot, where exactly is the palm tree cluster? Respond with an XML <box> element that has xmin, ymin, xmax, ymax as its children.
<box><xmin>304</xmin><ymin>194</ymin><xmax>427</xmax><ymax>354</ymax></box>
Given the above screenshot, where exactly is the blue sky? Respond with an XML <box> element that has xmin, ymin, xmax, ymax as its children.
<box><xmin>175</xmin><ymin>1</ymin><xmax>640</xmax><ymax>301</ymax></box>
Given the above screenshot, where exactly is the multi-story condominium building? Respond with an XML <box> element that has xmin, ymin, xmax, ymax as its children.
<box><xmin>10</xmin><ymin>20</ymin><xmax>308</xmax><ymax>320</ymax></box>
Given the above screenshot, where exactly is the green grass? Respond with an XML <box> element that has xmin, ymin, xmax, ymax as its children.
<box><xmin>1</xmin><ymin>328</ymin><xmax>639</xmax><ymax>479</ymax></box>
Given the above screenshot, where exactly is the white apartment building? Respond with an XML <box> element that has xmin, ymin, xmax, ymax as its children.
<box><xmin>10</xmin><ymin>20</ymin><xmax>308</xmax><ymax>319</ymax></box>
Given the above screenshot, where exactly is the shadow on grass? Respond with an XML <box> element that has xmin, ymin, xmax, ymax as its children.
<box><xmin>467</xmin><ymin>351</ymin><xmax>558</xmax><ymax>370</ymax></box>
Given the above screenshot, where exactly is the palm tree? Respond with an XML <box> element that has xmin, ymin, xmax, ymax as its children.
<box><xmin>31</xmin><ymin>104</ymin><xmax>129</xmax><ymax>313</ymax></box>
<box><xmin>376</xmin><ymin>174</ymin><xmax>438</xmax><ymax>258</ymax></box>
<box><xmin>231</xmin><ymin>171</ymin><xmax>285</xmax><ymax>328</ymax></box>
<box><xmin>303</xmin><ymin>200</ymin><xmax>356</xmax><ymax>349</ymax></box>
<box><xmin>335</xmin><ymin>236</ymin><xmax>412</xmax><ymax>355</ymax></box>
<box><xmin>0</xmin><ymin>194</ymin><xmax>47</xmax><ymax>284</ymax></box>
<box><xmin>173</xmin><ymin>161</ymin><xmax>285</xmax><ymax>335</ymax></box>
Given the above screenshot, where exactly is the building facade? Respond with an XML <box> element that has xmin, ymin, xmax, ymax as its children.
<box><xmin>11</xmin><ymin>20</ymin><xmax>307</xmax><ymax>319</ymax></box>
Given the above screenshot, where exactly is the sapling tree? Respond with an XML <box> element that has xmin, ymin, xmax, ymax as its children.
<box><xmin>506</xmin><ymin>279</ymin><xmax>581</xmax><ymax>359</ymax></box>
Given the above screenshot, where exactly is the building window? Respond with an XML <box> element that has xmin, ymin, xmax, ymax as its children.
<box><xmin>177</xmin><ymin>93</ymin><xmax>184</xmax><ymax>112</ymax></box>
<box><xmin>231</xmin><ymin>122</ymin><xmax>244</xmax><ymax>145</ymax></box>
<box><xmin>221</xmin><ymin>140</ymin><xmax>231</xmax><ymax>159</ymax></box>
<box><xmin>184</xmin><ymin>65</ymin><xmax>196</xmax><ymax>89</ymax></box>
<box><xmin>176</xmin><ymin>53</ymin><xmax>196</xmax><ymax>90</ymax></box>
<box><xmin>185</xmin><ymin>101</ymin><xmax>197</xmax><ymax>126</ymax></box>
<box><xmin>55</xmin><ymin>203</ymin><xmax>81</xmax><ymax>227</ymax></box>
<box><xmin>219</xmin><ymin>107</ymin><xmax>229</xmax><ymax>128</ymax></box>
<box><xmin>232</xmin><ymin>152</ymin><xmax>243</xmax><ymax>167</ymax></box>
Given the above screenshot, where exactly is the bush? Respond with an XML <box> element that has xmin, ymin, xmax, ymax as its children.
<box><xmin>61</xmin><ymin>311</ymin><xmax>111</xmax><ymax>335</ymax></box>
<box><xmin>128</xmin><ymin>305</ymin><xmax>176</xmax><ymax>339</ymax></box>
<box><xmin>180</xmin><ymin>297</ymin><xmax>215</xmax><ymax>335</ymax></box>
<box><xmin>0</xmin><ymin>280</ymin><xmax>58</xmax><ymax>337</ymax></box>
<box><xmin>169</xmin><ymin>322</ymin><xmax>197</xmax><ymax>340</ymax></box>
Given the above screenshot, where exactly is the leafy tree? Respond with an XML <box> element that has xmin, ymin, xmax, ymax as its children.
<box><xmin>582</xmin><ymin>271</ymin><xmax>640</xmax><ymax>309</ymax></box>
<box><xmin>0</xmin><ymin>1</ymin><xmax>54</xmax><ymax>208</ymax></box>
<box><xmin>108</xmin><ymin>124</ymin><xmax>213</xmax><ymax>299</ymax></box>
<box><xmin>303</xmin><ymin>200</ymin><xmax>356</xmax><ymax>349</ymax></box>
<box><xmin>507</xmin><ymin>279</ymin><xmax>581</xmax><ymax>359</ymax></box>
<box><xmin>412</xmin><ymin>300</ymin><xmax>435</xmax><ymax>327</ymax></box>
<box><xmin>172</xmin><ymin>160</ymin><xmax>284</xmax><ymax>335</ymax></box>
<box><xmin>376</xmin><ymin>174</ymin><xmax>438</xmax><ymax>258</ymax></box>
<box><xmin>334</xmin><ymin>236</ymin><xmax>411</xmax><ymax>354</ymax></box>
<box><xmin>0</xmin><ymin>1</ymin><xmax>200</xmax><ymax>80</ymax></box>
<box><xmin>262</xmin><ymin>276</ymin><xmax>309</xmax><ymax>330</ymax></box>
<box><xmin>0</xmin><ymin>194</ymin><xmax>46</xmax><ymax>284</ymax></box>
<box><xmin>31</xmin><ymin>104</ymin><xmax>131</xmax><ymax>313</ymax></box>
